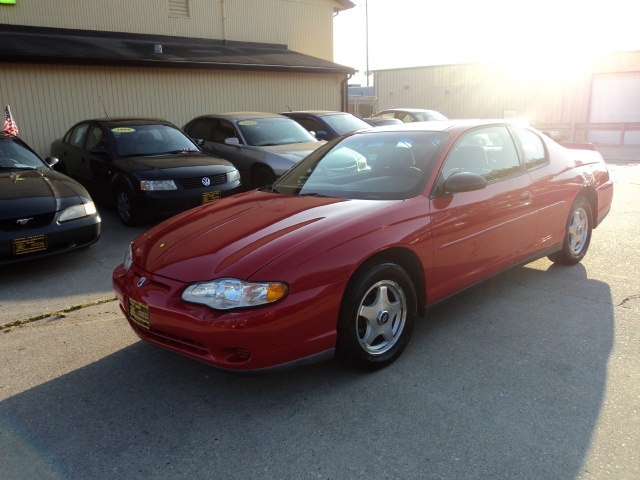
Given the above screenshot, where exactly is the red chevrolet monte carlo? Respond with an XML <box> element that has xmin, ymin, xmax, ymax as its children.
<box><xmin>113</xmin><ymin>120</ymin><xmax>613</xmax><ymax>372</ymax></box>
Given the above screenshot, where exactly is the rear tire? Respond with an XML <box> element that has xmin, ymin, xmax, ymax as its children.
<box><xmin>114</xmin><ymin>184</ymin><xmax>141</xmax><ymax>227</ymax></box>
<box><xmin>336</xmin><ymin>262</ymin><xmax>417</xmax><ymax>370</ymax></box>
<box><xmin>548</xmin><ymin>196</ymin><xmax>592</xmax><ymax>265</ymax></box>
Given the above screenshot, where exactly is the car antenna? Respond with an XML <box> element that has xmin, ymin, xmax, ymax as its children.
<box><xmin>285</xmin><ymin>105</ymin><xmax>292</xmax><ymax>112</ymax></box>
<box><xmin>98</xmin><ymin>96</ymin><xmax>110</xmax><ymax>117</ymax></box>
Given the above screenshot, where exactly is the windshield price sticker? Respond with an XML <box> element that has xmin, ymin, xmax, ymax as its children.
<box><xmin>238</xmin><ymin>121</ymin><xmax>257</xmax><ymax>126</ymax></box>
<box><xmin>13</xmin><ymin>235</ymin><xmax>47</xmax><ymax>255</ymax></box>
<box><xmin>111</xmin><ymin>127</ymin><xmax>136</xmax><ymax>133</ymax></box>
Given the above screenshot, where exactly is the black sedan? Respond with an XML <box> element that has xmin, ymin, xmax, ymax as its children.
<box><xmin>51</xmin><ymin>118</ymin><xmax>241</xmax><ymax>226</ymax></box>
<box><xmin>281</xmin><ymin>110</ymin><xmax>372</xmax><ymax>140</ymax></box>
<box><xmin>0</xmin><ymin>133</ymin><xmax>101</xmax><ymax>265</ymax></box>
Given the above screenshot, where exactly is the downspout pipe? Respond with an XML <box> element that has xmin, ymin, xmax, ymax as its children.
<box><xmin>341</xmin><ymin>73</ymin><xmax>352</xmax><ymax>112</ymax></box>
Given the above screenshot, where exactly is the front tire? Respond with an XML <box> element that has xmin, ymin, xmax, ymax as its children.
<box><xmin>114</xmin><ymin>184</ymin><xmax>141</xmax><ymax>227</ymax></box>
<box><xmin>548</xmin><ymin>196</ymin><xmax>593</xmax><ymax>265</ymax></box>
<box><xmin>251</xmin><ymin>166</ymin><xmax>276</xmax><ymax>189</ymax></box>
<box><xmin>337</xmin><ymin>263</ymin><xmax>417</xmax><ymax>370</ymax></box>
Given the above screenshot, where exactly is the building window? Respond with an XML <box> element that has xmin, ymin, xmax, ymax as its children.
<box><xmin>169</xmin><ymin>0</ymin><xmax>190</xmax><ymax>18</ymax></box>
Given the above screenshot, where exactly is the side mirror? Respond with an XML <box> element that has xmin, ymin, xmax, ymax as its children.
<box><xmin>444</xmin><ymin>172</ymin><xmax>487</xmax><ymax>193</ymax></box>
<box><xmin>90</xmin><ymin>146</ymin><xmax>108</xmax><ymax>155</ymax></box>
<box><xmin>194</xmin><ymin>138</ymin><xmax>205</xmax><ymax>147</ymax></box>
<box><xmin>315</xmin><ymin>130</ymin><xmax>329</xmax><ymax>140</ymax></box>
<box><xmin>224</xmin><ymin>137</ymin><xmax>241</xmax><ymax>146</ymax></box>
<box><xmin>44</xmin><ymin>156</ymin><xmax>59</xmax><ymax>168</ymax></box>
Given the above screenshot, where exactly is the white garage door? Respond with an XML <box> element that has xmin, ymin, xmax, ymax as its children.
<box><xmin>588</xmin><ymin>72</ymin><xmax>640</xmax><ymax>145</ymax></box>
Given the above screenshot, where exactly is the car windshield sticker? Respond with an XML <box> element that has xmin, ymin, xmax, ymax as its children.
<box><xmin>111</xmin><ymin>127</ymin><xmax>136</xmax><ymax>133</ymax></box>
<box><xmin>238</xmin><ymin>121</ymin><xmax>257</xmax><ymax>126</ymax></box>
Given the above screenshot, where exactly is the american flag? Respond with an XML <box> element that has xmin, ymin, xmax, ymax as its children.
<box><xmin>3</xmin><ymin>105</ymin><xmax>19</xmax><ymax>136</ymax></box>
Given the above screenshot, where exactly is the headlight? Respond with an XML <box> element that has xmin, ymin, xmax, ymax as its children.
<box><xmin>140</xmin><ymin>180</ymin><xmax>177</xmax><ymax>191</ymax></box>
<box><xmin>123</xmin><ymin>244</ymin><xmax>132</xmax><ymax>271</ymax></box>
<box><xmin>182</xmin><ymin>278</ymin><xmax>288</xmax><ymax>310</ymax></box>
<box><xmin>228</xmin><ymin>169</ymin><xmax>241</xmax><ymax>182</ymax></box>
<box><xmin>59</xmin><ymin>201</ymin><xmax>97</xmax><ymax>222</ymax></box>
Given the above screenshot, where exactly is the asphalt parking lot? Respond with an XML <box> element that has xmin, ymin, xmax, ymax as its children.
<box><xmin>1</xmin><ymin>162</ymin><xmax>639</xmax><ymax>479</ymax></box>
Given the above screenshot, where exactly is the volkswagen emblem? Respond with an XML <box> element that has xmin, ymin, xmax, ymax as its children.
<box><xmin>201</xmin><ymin>177</ymin><xmax>211</xmax><ymax>187</ymax></box>
<box><xmin>137</xmin><ymin>277</ymin><xmax>147</xmax><ymax>288</ymax></box>
<box><xmin>17</xmin><ymin>218</ymin><xmax>33</xmax><ymax>225</ymax></box>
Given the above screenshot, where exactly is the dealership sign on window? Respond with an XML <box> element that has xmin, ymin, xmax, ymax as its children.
<box><xmin>0</xmin><ymin>0</ymin><xmax>17</xmax><ymax>4</ymax></box>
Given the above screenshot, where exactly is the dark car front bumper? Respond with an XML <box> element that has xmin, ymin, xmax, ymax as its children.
<box><xmin>0</xmin><ymin>214</ymin><xmax>101</xmax><ymax>265</ymax></box>
<box><xmin>133</xmin><ymin>184</ymin><xmax>242</xmax><ymax>219</ymax></box>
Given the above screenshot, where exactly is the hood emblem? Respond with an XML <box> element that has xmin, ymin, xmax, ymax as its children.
<box><xmin>137</xmin><ymin>277</ymin><xmax>147</xmax><ymax>288</ymax></box>
<box><xmin>17</xmin><ymin>218</ymin><xmax>33</xmax><ymax>225</ymax></box>
<box><xmin>202</xmin><ymin>177</ymin><xmax>211</xmax><ymax>186</ymax></box>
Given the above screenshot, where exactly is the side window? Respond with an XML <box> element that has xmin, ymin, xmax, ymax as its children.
<box><xmin>86</xmin><ymin>125</ymin><xmax>106</xmax><ymax>150</ymax></box>
<box><xmin>399</xmin><ymin>113</ymin><xmax>414</xmax><ymax>122</ymax></box>
<box><xmin>514</xmin><ymin>127</ymin><xmax>548</xmax><ymax>170</ymax></box>
<box><xmin>295</xmin><ymin>118</ymin><xmax>324</xmax><ymax>133</ymax></box>
<box><xmin>441</xmin><ymin>126</ymin><xmax>524</xmax><ymax>182</ymax></box>
<box><xmin>379</xmin><ymin>112</ymin><xmax>395</xmax><ymax>119</ymax></box>
<box><xmin>186</xmin><ymin>119</ymin><xmax>214</xmax><ymax>141</ymax></box>
<box><xmin>69</xmin><ymin>123</ymin><xmax>90</xmax><ymax>148</ymax></box>
<box><xmin>213</xmin><ymin>119</ymin><xmax>238</xmax><ymax>143</ymax></box>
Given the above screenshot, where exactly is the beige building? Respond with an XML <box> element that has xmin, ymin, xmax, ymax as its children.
<box><xmin>0</xmin><ymin>0</ymin><xmax>355</xmax><ymax>156</ymax></box>
<box><xmin>372</xmin><ymin>50</ymin><xmax>640</xmax><ymax>145</ymax></box>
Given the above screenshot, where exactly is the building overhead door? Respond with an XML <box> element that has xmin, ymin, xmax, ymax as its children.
<box><xmin>589</xmin><ymin>72</ymin><xmax>640</xmax><ymax>145</ymax></box>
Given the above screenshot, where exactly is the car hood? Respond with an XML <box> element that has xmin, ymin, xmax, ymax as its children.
<box><xmin>114</xmin><ymin>152</ymin><xmax>233</xmax><ymax>175</ymax></box>
<box><xmin>131</xmin><ymin>190</ymin><xmax>400</xmax><ymax>282</ymax></box>
<box><xmin>0</xmin><ymin>169</ymin><xmax>86</xmax><ymax>218</ymax></box>
<box><xmin>252</xmin><ymin>142</ymin><xmax>322</xmax><ymax>160</ymax></box>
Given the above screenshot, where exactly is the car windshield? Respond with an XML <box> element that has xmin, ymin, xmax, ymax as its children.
<box><xmin>237</xmin><ymin>118</ymin><xmax>317</xmax><ymax>146</ymax></box>
<box><xmin>414</xmin><ymin>111</ymin><xmax>448</xmax><ymax>121</ymax></box>
<box><xmin>112</xmin><ymin>124</ymin><xmax>199</xmax><ymax>157</ymax></box>
<box><xmin>274</xmin><ymin>130</ymin><xmax>449</xmax><ymax>200</ymax></box>
<box><xmin>321</xmin><ymin>114</ymin><xmax>372</xmax><ymax>135</ymax></box>
<box><xmin>0</xmin><ymin>138</ymin><xmax>45</xmax><ymax>169</ymax></box>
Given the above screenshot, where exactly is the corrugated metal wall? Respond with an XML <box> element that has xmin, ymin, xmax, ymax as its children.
<box><xmin>0</xmin><ymin>0</ymin><xmax>336</xmax><ymax>61</ymax></box>
<box><xmin>372</xmin><ymin>51</ymin><xmax>640</xmax><ymax>124</ymax></box>
<box><xmin>0</xmin><ymin>63</ymin><xmax>343</xmax><ymax>157</ymax></box>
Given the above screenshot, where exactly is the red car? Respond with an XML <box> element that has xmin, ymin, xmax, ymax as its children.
<box><xmin>113</xmin><ymin>120</ymin><xmax>613</xmax><ymax>372</ymax></box>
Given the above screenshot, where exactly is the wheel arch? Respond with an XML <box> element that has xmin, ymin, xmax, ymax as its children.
<box><xmin>345</xmin><ymin>247</ymin><xmax>426</xmax><ymax>316</ymax></box>
<box><xmin>576</xmin><ymin>186</ymin><xmax>597</xmax><ymax>224</ymax></box>
<box><xmin>110</xmin><ymin>173</ymin><xmax>136</xmax><ymax>197</ymax></box>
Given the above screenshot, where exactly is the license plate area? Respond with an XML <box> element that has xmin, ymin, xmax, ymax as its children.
<box><xmin>13</xmin><ymin>235</ymin><xmax>47</xmax><ymax>255</ymax></box>
<box><xmin>128</xmin><ymin>297</ymin><xmax>151</xmax><ymax>329</ymax></box>
<box><xmin>202</xmin><ymin>191</ymin><xmax>221</xmax><ymax>204</ymax></box>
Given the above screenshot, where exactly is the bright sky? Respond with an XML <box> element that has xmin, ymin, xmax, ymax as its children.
<box><xmin>333</xmin><ymin>0</ymin><xmax>640</xmax><ymax>85</ymax></box>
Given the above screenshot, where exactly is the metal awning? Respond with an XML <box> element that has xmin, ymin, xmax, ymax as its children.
<box><xmin>0</xmin><ymin>24</ymin><xmax>355</xmax><ymax>75</ymax></box>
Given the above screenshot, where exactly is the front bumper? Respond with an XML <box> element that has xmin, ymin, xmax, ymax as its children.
<box><xmin>134</xmin><ymin>183</ymin><xmax>242</xmax><ymax>219</ymax></box>
<box><xmin>0</xmin><ymin>214</ymin><xmax>101</xmax><ymax>265</ymax></box>
<box><xmin>112</xmin><ymin>262</ymin><xmax>344</xmax><ymax>372</ymax></box>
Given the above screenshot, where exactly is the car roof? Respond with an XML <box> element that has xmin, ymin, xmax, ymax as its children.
<box><xmin>360</xmin><ymin>119</ymin><xmax>527</xmax><ymax>134</ymax></box>
<box><xmin>84</xmin><ymin>117</ymin><xmax>176</xmax><ymax>128</ymax></box>
<box><xmin>194</xmin><ymin>112</ymin><xmax>288</xmax><ymax>121</ymax></box>
<box><xmin>378</xmin><ymin>108</ymin><xmax>441</xmax><ymax>113</ymax></box>
<box><xmin>284</xmin><ymin>110</ymin><xmax>346</xmax><ymax>116</ymax></box>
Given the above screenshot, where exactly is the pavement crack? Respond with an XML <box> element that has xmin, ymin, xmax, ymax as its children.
<box><xmin>0</xmin><ymin>297</ymin><xmax>117</xmax><ymax>331</ymax></box>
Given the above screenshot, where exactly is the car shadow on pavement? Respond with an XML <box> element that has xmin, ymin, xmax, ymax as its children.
<box><xmin>0</xmin><ymin>261</ymin><xmax>613</xmax><ymax>479</ymax></box>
